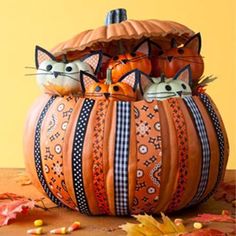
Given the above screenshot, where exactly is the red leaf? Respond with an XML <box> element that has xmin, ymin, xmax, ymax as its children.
<box><xmin>0</xmin><ymin>198</ymin><xmax>35</xmax><ymax>226</ymax></box>
<box><xmin>183</xmin><ymin>228</ymin><xmax>226</xmax><ymax>236</ymax></box>
<box><xmin>214</xmin><ymin>182</ymin><xmax>236</xmax><ymax>203</ymax></box>
<box><xmin>190</xmin><ymin>213</ymin><xmax>236</xmax><ymax>223</ymax></box>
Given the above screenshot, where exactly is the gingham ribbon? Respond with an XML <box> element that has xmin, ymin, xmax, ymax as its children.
<box><xmin>184</xmin><ymin>96</ymin><xmax>211</xmax><ymax>206</ymax></box>
<box><xmin>72</xmin><ymin>99</ymin><xmax>95</xmax><ymax>215</ymax></box>
<box><xmin>199</xmin><ymin>93</ymin><xmax>225</xmax><ymax>203</ymax></box>
<box><xmin>34</xmin><ymin>96</ymin><xmax>65</xmax><ymax>207</ymax></box>
<box><xmin>114</xmin><ymin>101</ymin><xmax>131</xmax><ymax>215</ymax></box>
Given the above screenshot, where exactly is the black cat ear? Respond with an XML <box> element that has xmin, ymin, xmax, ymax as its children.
<box><xmin>184</xmin><ymin>33</ymin><xmax>202</xmax><ymax>54</ymax></box>
<box><xmin>150</xmin><ymin>41</ymin><xmax>164</xmax><ymax>56</ymax></box>
<box><xmin>80</xmin><ymin>71</ymin><xmax>98</xmax><ymax>93</ymax></box>
<box><xmin>118</xmin><ymin>69</ymin><xmax>141</xmax><ymax>91</ymax></box>
<box><xmin>173</xmin><ymin>65</ymin><xmax>193</xmax><ymax>86</ymax></box>
<box><xmin>80</xmin><ymin>51</ymin><xmax>102</xmax><ymax>75</ymax></box>
<box><xmin>132</xmin><ymin>39</ymin><xmax>151</xmax><ymax>56</ymax></box>
<box><xmin>35</xmin><ymin>45</ymin><xmax>56</xmax><ymax>69</ymax></box>
<box><xmin>171</xmin><ymin>38</ymin><xmax>178</xmax><ymax>48</ymax></box>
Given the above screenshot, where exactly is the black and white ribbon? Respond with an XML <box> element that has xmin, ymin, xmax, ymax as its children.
<box><xmin>114</xmin><ymin>101</ymin><xmax>131</xmax><ymax>215</ymax></box>
<box><xmin>184</xmin><ymin>96</ymin><xmax>211</xmax><ymax>206</ymax></box>
<box><xmin>72</xmin><ymin>99</ymin><xmax>95</xmax><ymax>215</ymax></box>
<box><xmin>199</xmin><ymin>93</ymin><xmax>225</xmax><ymax>203</ymax></box>
<box><xmin>34</xmin><ymin>96</ymin><xmax>65</xmax><ymax>207</ymax></box>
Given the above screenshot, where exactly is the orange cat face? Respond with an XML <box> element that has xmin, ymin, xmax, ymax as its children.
<box><xmin>81</xmin><ymin>70</ymin><xmax>140</xmax><ymax>101</ymax></box>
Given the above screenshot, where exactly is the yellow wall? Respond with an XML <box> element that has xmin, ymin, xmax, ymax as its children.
<box><xmin>0</xmin><ymin>0</ymin><xmax>235</xmax><ymax>168</ymax></box>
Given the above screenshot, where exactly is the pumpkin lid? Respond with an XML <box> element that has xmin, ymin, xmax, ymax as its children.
<box><xmin>51</xmin><ymin>9</ymin><xmax>195</xmax><ymax>59</ymax></box>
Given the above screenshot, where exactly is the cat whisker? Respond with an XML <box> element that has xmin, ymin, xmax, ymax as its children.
<box><xmin>25</xmin><ymin>73</ymin><xmax>50</xmax><ymax>76</ymax></box>
<box><xmin>25</xmin><ymin>66</ymin><xmax>49</xmax><ymax>72</ymax></box>
<box><xmin>61</xmin><ymin>74</ymin><xmax>80</xmax><ymax>82</ymax></box>
<box><xmin>174</xmin><ymin>58</ymin><xmax>204</xmax><ymax>64</ymax></box>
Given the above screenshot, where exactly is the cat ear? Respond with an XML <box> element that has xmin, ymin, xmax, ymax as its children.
<box><xmin>118</xmin><ymin>69</ymin><xmax>141</xmax><ymax>91</ymax></box>
<box><xmin>139</xmin><ymin>71</ymin><xmax>153</xmax><ymax>95</ymax></box>
<box><xmin>35</xmin><ymin>45</ymin><xmax>56</xmax><ymax>69</ymax></box>
<box><xmin>171</xmin><ymin>38</ymin><xmax>178</xmax><ymax>48</ymax></box>
<box><xmin>80</xmin><ymin>71</ymin><xmax>99</xmax><ymax>92</ymax></box>
<box><xmin>184</xmin><ymin>33</ymin><xmax>202</xmax><ymax>54</ymax></box>
<box><xmin>132</xmin><ymin>39</ymin><xmax>151</xmax><ymax>56</ymax></box>
<box><xmin>173</xmin><ymin>65</ymin><xmax>192</xmax><ymax>86</ymax></box>
<box><xmin>80</xmin><ymin>51</ymin><xmax>102</xmax><ymax>74</ymax></box>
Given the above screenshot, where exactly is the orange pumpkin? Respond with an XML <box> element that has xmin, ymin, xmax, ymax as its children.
<box><xmin>24</xmin><ymin>9</ymin><xmax>229</xmax><ymax>216</ymax></box>
<box><xmin>155</xmin><ymin>33</ymin><xmax>204</xmax><ymax>81</ymax></box>
<box><xmin>107</xmin><ymin>40</ymin><xmax>152</xmax><ymax>82</ymax></box>
<box><xmin>81</xmin><ymin>69</ymin><xmax>139</xmax><ymax>101</ymax></box>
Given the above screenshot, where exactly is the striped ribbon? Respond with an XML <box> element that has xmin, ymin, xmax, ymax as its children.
<box><xmin>72</xmin><ymin>99</ymin><xmax>95</xmax><ymax>215</ymax></box>
<box><xmin>198</xmin><ymin>93</ymin><xmax>225</xmax><ymax>203</ymax></box>
<box><xmin>114</xmin><ymin>101</ymin><xmax>131</xmax><ymax>215</ymax></box>
<box><xmin>34</xmin><ymin>96</ymin><xmax>65</xmax><ymax>207</ymax></box>
<box><xmin>183</xmin><ymin>96</ymin><xmax>211</xmax><ymax>206</ymax></box>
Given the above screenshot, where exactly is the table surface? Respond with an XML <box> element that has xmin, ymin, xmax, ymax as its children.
<box><xmin>0</xmin><ymin>169</ymin><xmax>235</xmax><ymax>236</ymax></box>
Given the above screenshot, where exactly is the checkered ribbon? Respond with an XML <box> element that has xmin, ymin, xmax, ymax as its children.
<box><xmin>72</xmin><ymin>99</ymin><xmax>95</xmax><ymax>215</ymax></box>
<box><xmin>114</xmin><ymin>101</ymin><xmax>131</xmax><ymax>215</ymax></box>
<box><xmin>199</xmin><ymin>93</ymin><xmax>225</xmax><ymax>203</ymax></box>
<box><xmin>184</xmin><ymin>96</ymin><xmax>211</xmax><ymax>206</ymax></box>
<box><xmin>34</xmin><ymin>96</ymin><xmax>65</xmax><ymax>207</ymax></box>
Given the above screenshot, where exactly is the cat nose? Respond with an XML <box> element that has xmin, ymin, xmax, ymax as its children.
<box><xmin>167</xmin><ymin>56</ymin><xmax>173</xmax><ymax>62</ymax></box>
<box><xmin>104</xmin><ymin>92</ymin><xmax>110</xmax><ymax>99</ymax></box>
<box><xmin>53</xmin><ymin>71</ymin><xmax>60</xmax><ymax>78</ymax></box>
<box><xmin>177</xmin><ymin>91</ymin><xmax>182</xmax><ymax>96</ymax></box>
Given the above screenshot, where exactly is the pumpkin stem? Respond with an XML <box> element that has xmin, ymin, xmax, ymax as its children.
<box><xmin>105</xmin><ymin>8</ymin><xmax>127</xmax><ymax>25</ymax></box>
<box><xmin>105</xmin><ymin>69</ymin><xmax>112</xmax><ymax>85</ymax></box>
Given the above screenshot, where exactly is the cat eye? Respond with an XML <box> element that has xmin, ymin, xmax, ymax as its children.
<box><xmin>46</xmin><ymin>64</ymin><xmax>53</xmax><ymax>71</ymax></box>
<box><xmin>113</xmin><ymin>56</ymin><xmax>119</xmax><ymax>60</ymax></box>
<box><xmin>181</xmin><ymin>84</ymin><xmax>187</xmax><ymax>89</ymax></box>
<box><xmin>165</xmin><ymin>85</ymin><xmax>172</xmax><ymax>91</ymax></box>
<box><xmin>158</xmin><ymin>50</ymin><xmax>164</xmax><ymax>56</ymax></box>
<box><xmin>178</xmin><ymin>48</ymin><xmax>184</xmax><ymax>54</ymax></box>
<box><xmin>95</xmin><ymin>86</ymin><xmax>101</xmax><ymax>92</ymax></box>
<box><xmin>65</xmin><ymin>66</ymin><xmax>73</xmax><ymax>72</ymax></box>
<box><xmin>113</xmin><ymin>86</ymin><xmax>119</xmax><ymax>91</ymax></box>
<box><xmin>130</xmin><ymin>52</ymin><xmax>136</xmax><ymax>57</ymax></box>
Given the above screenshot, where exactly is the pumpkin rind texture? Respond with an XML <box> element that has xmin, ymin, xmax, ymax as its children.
<box><xmin>24</xmin><ymin>94</ymin><xmax>229</xmax><ymax>215</ymax></box>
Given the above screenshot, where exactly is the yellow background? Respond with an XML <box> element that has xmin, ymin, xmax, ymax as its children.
<box><xmin>0</xmin><ymin>0</ymin><xmax>235</xmax><ymax>168</ymax></box>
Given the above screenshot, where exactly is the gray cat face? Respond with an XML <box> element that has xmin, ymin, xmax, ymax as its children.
<box><xmin>143</xmin><ymin>65</ymin><xmax>192</xmax><ymax>101</ymax></box>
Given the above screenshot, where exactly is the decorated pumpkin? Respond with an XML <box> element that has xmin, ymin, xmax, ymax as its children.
<box><xmin>153</xmin><ymin>33</ymin><xmax>204</xmax><ymax>80</ymax></box>
<box><xmin>24</xmin><ymin>8</ymin><xmax>229</xmax><ymax>216</ymax></box>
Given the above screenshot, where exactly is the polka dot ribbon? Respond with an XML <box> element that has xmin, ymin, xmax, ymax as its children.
<box><xmin>34</xmin><ymin>96</ymin><xmax>65</xmax><ymax>207</ymax></box>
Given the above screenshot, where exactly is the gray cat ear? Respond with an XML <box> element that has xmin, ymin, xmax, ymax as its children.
<box><xmin>173</xmin><ymin>65</ymin><xmax>192</xmax><ymax>86</ymax></box>
<box><xmin>80</xmin><ymin>51</ymin><xmax>102</xmax><ymax>74</ymax></box>
<box><xmin>184</xmin><ymin>33</ymin><xmax>202</xmax><ymax>54</ymax></box>
<box><xmin>132</xmin><ymin>39</ymin><xmax>151</xmax><ymax>56</ymax></box>
<box><xmin>35</xmin><ymin>45</ymin><xmax>56</xmax><ymax>69</ymax></box>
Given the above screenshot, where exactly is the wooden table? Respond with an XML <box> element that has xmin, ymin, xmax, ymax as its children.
<box><xmin>0</xmin><ymin>169</ymin><xmax>235</xmax><ymax>236</ymax></box>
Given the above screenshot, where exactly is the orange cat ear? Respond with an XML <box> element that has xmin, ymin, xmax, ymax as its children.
<box><xmin>80</xmin><ymin>71</ymin><xmax>98</xmax><ymax>92</ymax></box>
<box><xmin>133</xmin><ymin>39</ymin><xmax>151</xmax><ymax>56</ymax></box>
<box><xmin>173</xmin><ymin>65</ymin><xmax>193</xmax><ymax>86</ymax></box>
<box><xmin>35</xmin><ymin>45</ymin><xmax>56</xmax><ymax>69</ymax></box>
<box><xmin>118</xmin><ymin>69</ymin><xmax>140</xmax><ymax>91</ymax></box>
<box><xmin>184</xmin><ymin>33</ymin><xmax>202</xmax><ymax>54</ymax></box>
<box><xmin>80</xmin><ymin>51</ymin><xmax>102</xmax><ymax>74</ymax></box>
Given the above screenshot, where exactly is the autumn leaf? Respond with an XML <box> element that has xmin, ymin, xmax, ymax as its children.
<box><xmin>0</xmin><ymin>198</ymin><xmax>35</xmax><ymax>226</ymax></box>
<box><xmin>214</xmin><ymin>181</ymin><xmax>236</xmax><ymax>204</ymax></box>
<box><xmin>190</xmin><ymin>212</ymin><xmax>236</xmax><ymax>224</ymax></box>
<box><xmin>120</xmin><ymin>213</ymin><xmax>186</xmax><ymax>236</ymax></box>
<box><xmin>183</xmin><ymin>228</ymin><xmax>226</xmax><ymax>236</ymax></box>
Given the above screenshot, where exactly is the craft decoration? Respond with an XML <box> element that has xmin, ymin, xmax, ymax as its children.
<box><xmin>24</xmin><ymin>8</ymin><xmax>229</xmax><ymax>216</ymax></box>
<box><xmin>143</xmin><ymin>65</ymin><xmax>192</xmax><ymax>101</ymax></box>
<box><xmin>153</xmin><ymin>33</ymin><xmax>204</xmax><ymax>80</ymax></box>
<box><xmin>81</xmin><ymin>69</ymin><xmax>140</xmax><ymax>101</ymax></box>
<box><xmin>35</xmin><ymin>46</ymin><xmax>102</xmax><ymax>96</ymax></box>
